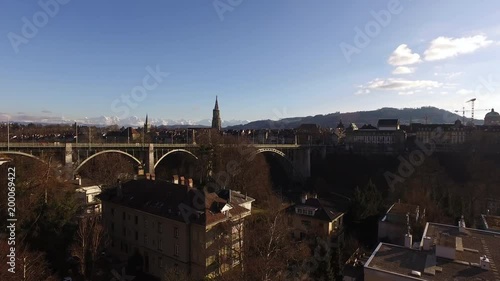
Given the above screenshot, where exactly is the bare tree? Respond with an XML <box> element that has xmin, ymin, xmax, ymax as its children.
<box><xmin>78</xmin><ymin>152</ymin><xmax>136</xmax><ymax>186</ymax></box>
<box><xmin>0</xmin><ymin>240</ymin><xmax>57</xmax><ymax>281</ymax></box>
<box><xmin>71</xmin><ymin>215</ymin><xmax>107</xmax><ymax>278</ymax></box>
<box><xmin>243</xmin><ymin>197</ymin><xmax>310</xmax><ymax>281</ymax></box>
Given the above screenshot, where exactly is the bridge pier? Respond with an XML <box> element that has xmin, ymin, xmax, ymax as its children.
<box><xmin>146</xmin><ymin>143</ymin><xmax>155</xmax><ymax>175</ymax></box>
<box><xmin>65</xmin><ymin>143</ymin><xmax>73</xmax><ymax>169</ymax></box>
<box><xmin>291</xmin><ymin>148</ymin><xmax>311</xmax><ymax>180</ymax></box>
<box><xmin>320</xmin><ymin>146</ymin><xmax>327</xmax><ymax>159</ymax></box>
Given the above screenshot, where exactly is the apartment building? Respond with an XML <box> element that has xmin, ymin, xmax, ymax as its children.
<box><xmin>287</xmin><ymin>194</ymin><xmax>344</xmax><ymax>246</ymax></box>
<box><xmin>74</xmin><ymin>176</ymin><xmax>102</xmax><ymax>216</ymax></box>
<box><xmin>99</xmin><ymin>177</ymin><xmax>254</xmax><ymax>280</ymax></box>
<box><xmin>365</xmin><ymin>218</ymin><xmax>500</xmax><ymax>281</ymax></box>
<box><xmin>378</xmin><ymin>202</ymin><xmax>425</xmax><ymax>246</ymax></box>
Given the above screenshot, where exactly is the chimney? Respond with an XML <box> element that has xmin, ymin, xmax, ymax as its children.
<box><xmin>117</xmin><ymin>179</ymin><xmax>122</xmax><ymax>197</ymax></box>
<box><xmin>301</xmin><ymin>194</ymin><xmax>307</xmax><ymax>204</ymax></box>
<box><xmin>180</xmin><ymin>176</ymin><xmax>185</xmax><ymax>185</ymax></box>
<box><xmin>458</xmin><ymin>215</ymin><xmax>467</xmax><ymax>233</ymax></box>
<box><xmin>405</xmin><ymin>233</ymin><xmax>413</xmax><ymax>248</ymax></box>
<box><xmin>74</xmin><ymin>175</ymin><xmax>81</xmax><ymax>186</ymax></box>
<box><xmin>480</xmin><ymin>255</ymin><xmax>490</xmax><ymax>270</ymax></box>
<box><xmin>423</xmin><ymin>236</ymin><xmax>432</xmax><ymax>250</ymax></box>
<box><xmin>146</xmin><ymin>173</ymin><xmax>150</xmax><ymax>180</ymax></box>
<box><xmin>173</xmin><ymin>175</ymin><xmax>179</xmax><ymax>184</ymax></box>
<box><xmin>187</xmin><ymin>178</ymin><xmax>193</xmax><ymax>188</ymax></box>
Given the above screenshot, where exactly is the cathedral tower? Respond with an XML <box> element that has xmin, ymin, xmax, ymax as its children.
<box><xmin>211</xmin><ymin>96</ymin><xmax>222</xmax><ymax>131</ymax></box>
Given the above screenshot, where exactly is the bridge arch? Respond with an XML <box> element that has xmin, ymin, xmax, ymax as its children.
<box><xmin>74</xmin><ymin>150</ymin><xmax>142</xmax><ymax>173</ymax></box>
<box><xmin>254</xmin><ymin>147</ymin><xmax>310</xmax><ymax>183</ymax></box>
<box><xmin>254</xmin><ymin>148</ymin><xmax>288</xmax><ymax>160</ymax></box>
<box><xmin>0</xmin><ymin>151</ymin><xmax>46</xmax><ymax>164</ymax></box>
<box><xmin>154</xmin><ymin>149</ymin><xmax>198</xmax><ymax>169</ymax></box>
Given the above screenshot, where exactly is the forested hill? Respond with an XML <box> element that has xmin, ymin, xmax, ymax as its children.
<box><xmin>226</xmin><ymin>107</ymin><xmax>474</xmax><ymax>129</ymax></box>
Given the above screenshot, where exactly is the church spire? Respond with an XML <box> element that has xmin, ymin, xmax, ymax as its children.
<box><xmin>144</xmin><ymin>114</ymin><xmax>150</xmax><ymax>133</ymax></box>
<box><xmin>212</xmin><ymin>96</ymin><xmax>222</xmax><ymax>131</ymax></box>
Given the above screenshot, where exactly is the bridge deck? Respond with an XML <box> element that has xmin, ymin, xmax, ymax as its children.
<box><xmin>0</xmin><ymin>142</ymin><xmax>310</xmax><ymax>149</ymax></box>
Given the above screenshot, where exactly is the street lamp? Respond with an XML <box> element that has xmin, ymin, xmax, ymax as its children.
<box><xmin>7</xmin><ymin>115</ymin><xmax>9</xmax><ymax>151</ymax></box>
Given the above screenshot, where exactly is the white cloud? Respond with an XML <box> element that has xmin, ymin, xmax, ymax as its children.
<box><xmin>354</xmin><ymin>88</ymin><xmax>371</xmax><ymax>96</ymax></box>
<box><xmin>456</xmin><ymin>89</ymin><xmax>474</xmax><ymax>95</ymax></box>
<box><xmin>364</xmin><ymin>78</ymin><xmax>442</xmax><ymax>91</ymax></box>
<box><xmin>388</xmin><ymin>44</ymin><xmax>422</xmax><ymax>66</ymax></box>
<box><xmin>434</xmin><ymin>72</ymin><xmax>463</xmax><ymax>79</ymax></box>
<box><xmin>398</xmin><ymin>91</ymin><xmax>415</xmax><ymax>96</ymax></box>
<box><xmin>392</xmin><ymin>66</ymin><xmax>415</xmax><ymax>75</ymax></box>
<box><xmin>424</xmin><ymin>35</ymin><xmax>493</xmax><ymax>61</ymax></box>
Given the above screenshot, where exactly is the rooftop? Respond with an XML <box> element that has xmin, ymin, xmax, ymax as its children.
<box><xmin>387</xmin><ymin>202</ymin><xmax>420</xmax><ymax>217</ymax></box>
<box><xmin>377</xmin><ymin>119</ymin><xmax>399</xmax><ymax>127</ymax></box>
<box><xmin>98</xmin><ymin>179</ymin><xmax>251</xmax><ymax>226</ymax></box>
<box><xmin>366</xmin><ymin>222</ymin><xmax>500</xmax><ymax>280</ymax></box>
<box><xmin>287</xmin><ymin>197</ymin><xmax>344</xmax><ymax>222</ymax></box>
<box><xmin>482</xmin><ymin>214</ymin><xmax>500</xmax><ymax>232</ymax></box>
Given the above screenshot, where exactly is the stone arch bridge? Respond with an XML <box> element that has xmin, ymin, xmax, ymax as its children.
<box><xmin>0</xmin><ymin>143</ymin><xmax>328</xmax><ymax>180</ymax></box>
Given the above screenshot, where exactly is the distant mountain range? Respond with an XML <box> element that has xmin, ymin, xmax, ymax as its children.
<box><xmin>6</xmin><ymin>107</ymin><xmax>483</xmax><ymax>129</ymax></box>
<box><xmin>6</xmin><ymin>114</ymin><xmax>250</xmax><ymax>128</ymax></box>
<box><xmin>226</xmin><ymin>107</ymin><xmax>480</xmax><ymax>130</ymax></box>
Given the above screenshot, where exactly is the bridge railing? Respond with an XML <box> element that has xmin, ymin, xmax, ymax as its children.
<box><xmin>0</xmin><ymin>142</ymin><xmax>67</xmax><ymax>148</ymax></box>
<box><xmin>0</xmin><ymin>142</ymin><xmax>329</xmax><ymax>149</ymax></box>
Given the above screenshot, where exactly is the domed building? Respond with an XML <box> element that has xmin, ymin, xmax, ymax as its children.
<box><xmin>484</xmin><ymin>109</ymin><xmax>500</xmax><ymax>126</ymax></box>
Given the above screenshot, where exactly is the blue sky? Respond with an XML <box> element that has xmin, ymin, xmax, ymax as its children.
<box><xmin>1</xmin><ymin>0</ymin><xmax>500</xmax><ymax>123</ymax></box>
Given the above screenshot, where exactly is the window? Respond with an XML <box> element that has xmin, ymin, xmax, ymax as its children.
<box><xmin>301</xmin><ymin>220</ymin><xmax>311</xmax><ymax>227</ymax></box>
<box><xmin>111</xmin><ymin>222</ymin><xmax>114</xmax><ymax>232</ymax></box>
<box><xmin>296</xmin><ymin>207</ymin><xmax>315</xmax><ymax>216</ymax></box>
<box><xmin>174</xmin><ymin>243</ymin><xmax>179</xmax><ymax>256</ymax></box>
<box><xmin>144</xmin><ymin>234</ymin><xmax>148</xmax><ymax>245</ymax></box>
<box><xmin>111</xmin><ymin>208</ymin><xmax>115</xmax><ymax>216</ymax></box>
<box><xmin>158</xmin><ymin>238</ymin><xmax>163</xmax><ymax>251</ymax></box>
<box><xmin>174</xmin><ymin>227</ymin><xmax>179</xmax><ymax>238</ymax></box>
<box><xmin>135</xmin><ymin>231</ymin><xmax>138</xmax><ymax>241</ymax></box>
<box><xmin>144</xmin><ymin>217</ymin><xmax>148</xmax><ymax>227</ymax></box>
<box><xmin>135</xmin><ymin>215</ymin><xmax>138</xmax><ymax>225</ymax></box>
<box><xmin>122</xmin><ymin>211</ymin><xmax>126</xmax><ymax>220</ymax></box>
<box><xmin>122</xmin><ymin>226</ymin><xmax>126</xmax><ymax>236</ymax></box>
<box><xmin>158</xmin><ymin>257</ymin><xmax>164</xmax><ymax>268</ymax></box>
<box><xmin>158</xmin><ymin>222</ymin><xmax>163</xmax><ymax>233</ymax></box>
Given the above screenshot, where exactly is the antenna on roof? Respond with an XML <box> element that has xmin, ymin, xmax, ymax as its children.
<box><xmin>406</xmin><ymin>212</ymin><xmax>411</xmax><ymax>235</ymax></box>
<box><xmin>405</xmin><ymin>212</ymin><xmax>413</xmax><ymax>248</ymax></box>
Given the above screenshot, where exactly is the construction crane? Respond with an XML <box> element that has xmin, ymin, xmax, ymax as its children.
<box><xmin>454</xmin><ymin>107</ymin><xmax>490</xmax><ymax>124</ymax></box>
<box><xmin>467</xmin><ymin>98</ymin><xmax>476</xmax><ymax>120</ymax></box>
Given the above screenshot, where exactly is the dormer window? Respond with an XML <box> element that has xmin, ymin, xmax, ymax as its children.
<box><xmin>295</xmin><ymin>207</ymin><xmax>317</xmax><ymax>216</ymax></box>
<box><xmin>221</xmin><ymin>203</ymin><xmax>233</xmax><ymax>216</ymax></box>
